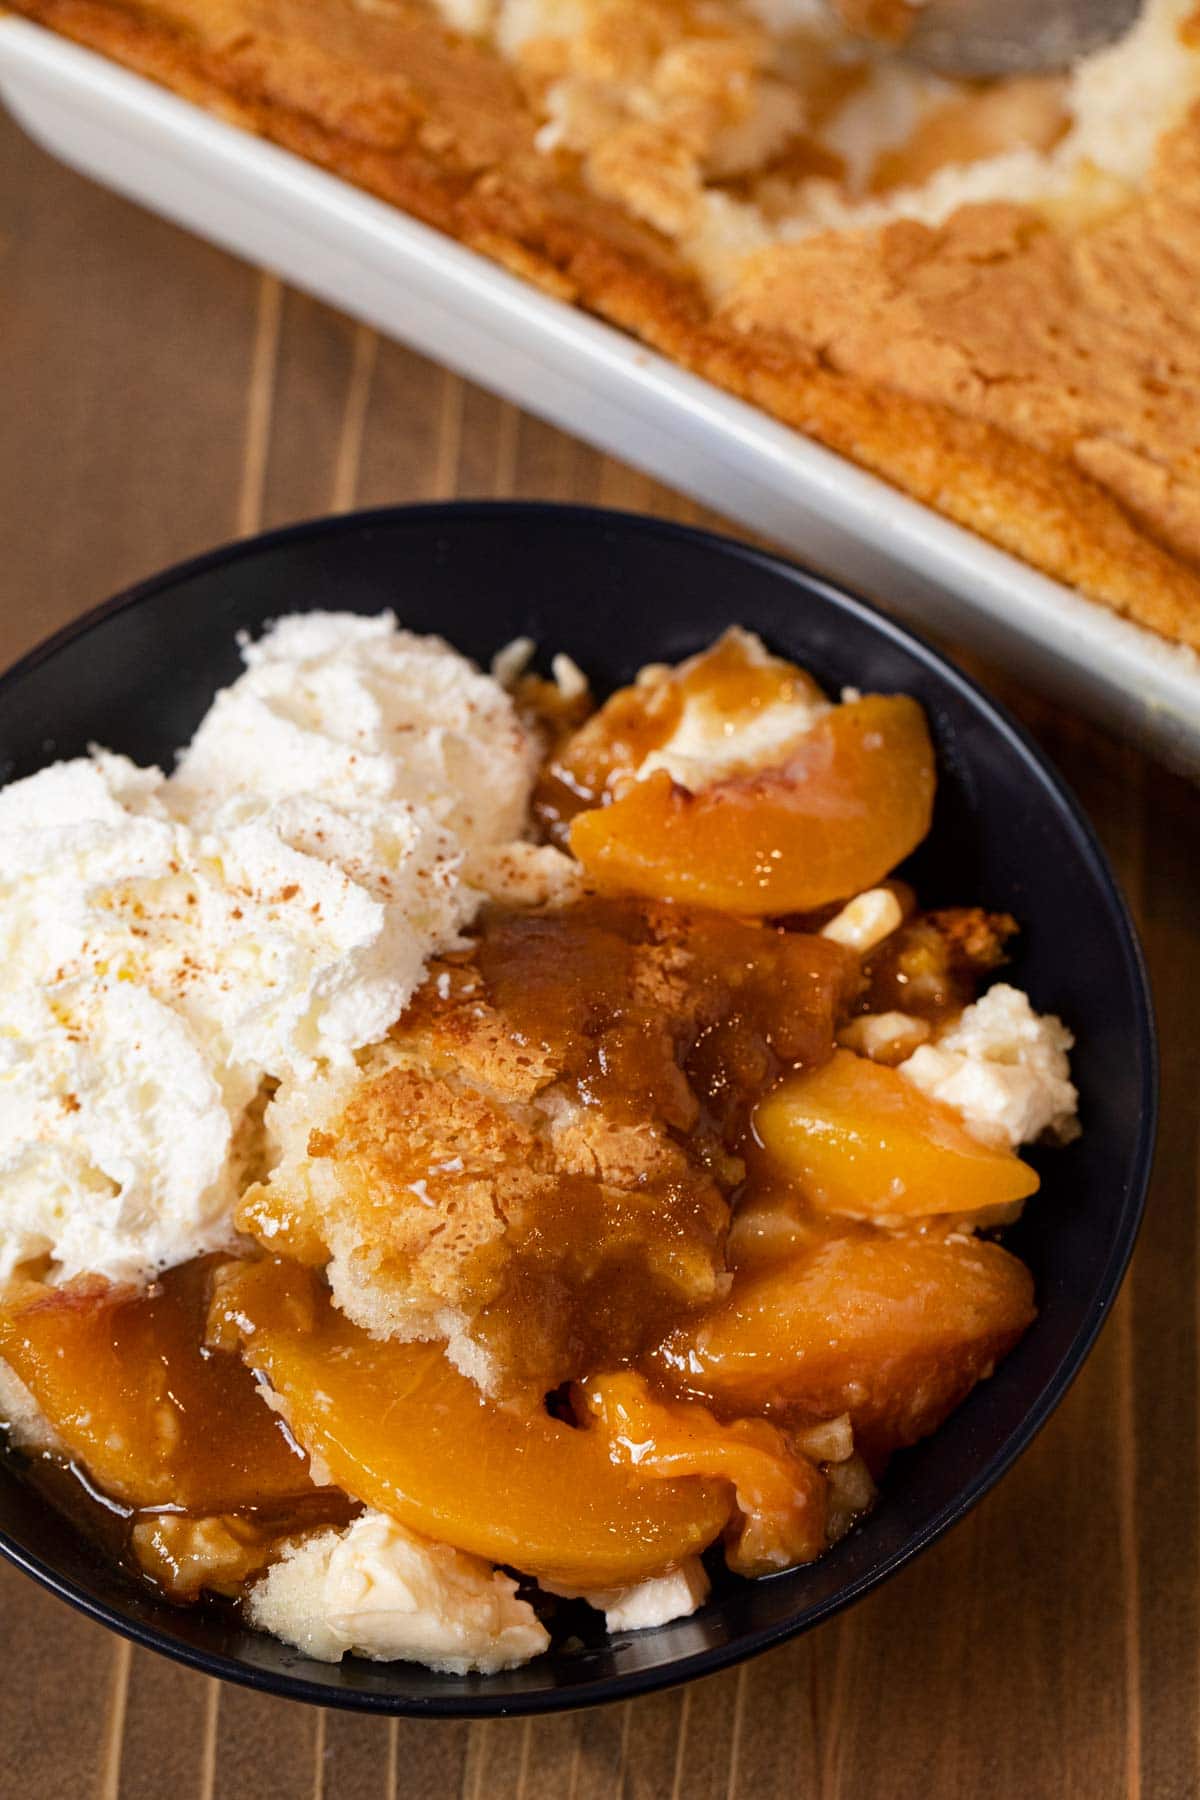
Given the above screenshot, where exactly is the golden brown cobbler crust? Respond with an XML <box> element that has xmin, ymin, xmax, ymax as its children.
<box><xmin>13</xmin><ymin>0</ymin><xmax>1200</xmax><ymax>650</ymax></box>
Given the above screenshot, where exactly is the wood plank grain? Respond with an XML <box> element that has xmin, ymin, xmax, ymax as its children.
<box><xmin>259</xmin><ymin>291</ymin><xmax>363</xmax><ymax>529</ymax></box>
<box><xmin>667</xmin><ymin>1671</ymin><xmax>743</xmax><ymax>1800</ymax></box>
<box><xmin>1035</xmin><ymin>715</ymin><xmax>1153</xmax><ymax>1800</ymax></box>
<box><xmin>511</xmin><ymin>1712</ymin><xmax>580</xmax><ymax>1800</ymax></box>
<box><xmin>514</xmin><ymin>414</ymin><xmax>606</xmax><ymax>504</ymax></box>
<box><xmin>116</xmin><ymin>1652</ymin><xmax>214</xmax><ymax>1800</ymax></box>
<box><xmin>0</xmin><ymin>1564</ymin><xmax>123</xmax><ymax>1800</ymax></box>
<box><xmin>237</xmin><ymin>273</ymin><xmax>283</xmax><ymax>539</ymax></box>
<box><xmin>389</xmin><ymin>1719</ymin><xmax>470</xmax><ymax>1798</ymax></box>
<box><xmin>1129</xmin><ymin>765</ymin><xmax>1200</xmax><ymax>1800</ymax></box>
<box><xmin>721</xmin><ymin>1638</ymin><xmax>824</xmax><ymax>1800</ymax></box>
<box><xmin>462</xmin><ymin>1718</ymin><xmax>528</xmax><ymax>1797</ymax></box>
<box><xmin>354</xmin><ymin>343</ymin><xmax>462</xmax><ymax>507</ymax></box>
<box><xmin>617</xmin><ymin>1688</ymin><xmax>689</xmax><ymax>1800</ymax></box>
<box><xmin>0</xmin><ymin>115</ymin><xmax>262</xmax><ymax>644</ymax></box>
<box><xmin>962</xmin><ymin>671</ymin><xmax>1197</xmax><ymax>1800</ymax></box>
<box><xmin>567</xmin><ymin>1700</ymin><xmax>631</xmax><ymax>1800</ymax></box>
<box><xmin>315</xmin><ymin>1709</ymin><xmax>392</xmax><ymax>1800</ymax></box>
<box><xmin>208</xmin><ymin>1686</ymin><xmax>320</xmax><ymax>1800</ymax></box>
<box><xmin>454</xmin><ymin>387</ymin><xmax>519</xmax><ymax>499</ymax></box>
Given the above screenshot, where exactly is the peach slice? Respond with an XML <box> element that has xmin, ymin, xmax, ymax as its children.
<box><xmin>215</xmin><ymin>1259</ymin><xmax>731</xmax><ymax>1589</ymax></box>
<box><xmin>583</xmin><ymin>1372</ymin><xmax>828</xmax><ymax>1576</ymax></box>
<box><xmin>568</xmin><ymin>696</ymin><xmax>936</xmax><ymax>916</ymax></box>
<box><xmin>754</xmin><ymin>1050</ymin><xmax>1039</xmax><ymax>1226</ymax></box>
<box><xmin>0</xmin><ymin>1258</ymin><xmax>315</xmax><ymax>1512</ymax></box>
<box><xmin>651</xmin><ymin>1232</ymin><xmax>1035</xmax><ymax>1462</ymax></box>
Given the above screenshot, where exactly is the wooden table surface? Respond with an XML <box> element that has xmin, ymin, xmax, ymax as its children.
<box><xmin>3</xmin><ymin>99</ymin><xmax>1200</xmax><ymax>1800</ymax></box>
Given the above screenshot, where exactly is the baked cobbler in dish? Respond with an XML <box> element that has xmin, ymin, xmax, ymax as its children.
<box><xmin>8</xmin><ymin>0</ymin><xmax>1200</xmax><ymax>649</ymax></box>
<box><xmin>0</xmin><ymin>615</ymin><xmax>1077</xmax><ymax>1671</ymax></box>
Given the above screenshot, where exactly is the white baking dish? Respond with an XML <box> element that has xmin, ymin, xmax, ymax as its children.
<box><xmin>3</xmin><ymin>13</ymin><xmax>1198</xmax><ymax>773</ymax></box>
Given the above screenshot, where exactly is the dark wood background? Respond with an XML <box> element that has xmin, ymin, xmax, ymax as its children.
<box><xmin>3</xmin><ymin>100</ymin><xmax>1199</xmax><ymax>1800</ymax></box>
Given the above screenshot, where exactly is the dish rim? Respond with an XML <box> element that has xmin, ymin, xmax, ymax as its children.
<box><xmin>0</xmin><ymin>500</ymin><xmax>1159</xmax><ymax>1717</ymax></box>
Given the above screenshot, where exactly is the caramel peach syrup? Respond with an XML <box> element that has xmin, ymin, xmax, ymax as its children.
<box><xmin>0</xmin><ymin>1258</ymin><xmax>314</xmax><ymax>1512</ymax></box>
<box><xmin>542</xmin><ymin>633</ymin><xmax>936</xmax><ymax>914</ymax></box>
<box><xmin>213</xmin><ymin>1259</ymin><xmax>830</xmax><ymax>1587</ymax></box>
<box><xmin>0</xmin><ymin>623</ymin><xmax>1074</xmax><ymax>1666</ymax></box>
<box><xmin>0</xmin><ymin>1259</ymin><xmax>352</xmax><ymax>1597</ymax></box>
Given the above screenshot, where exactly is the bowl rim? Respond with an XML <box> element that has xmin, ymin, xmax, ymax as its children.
<box><xmin>0</xmin><ymin>500</ymin><xmax>1159</xmax><ymax>1717</ymax></box>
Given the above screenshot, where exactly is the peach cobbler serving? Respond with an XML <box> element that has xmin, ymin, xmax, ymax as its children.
<box><xmin>0</xmin><ymin>614</ymin><xmax>1078</xmax><ymax>1672</ymax></box>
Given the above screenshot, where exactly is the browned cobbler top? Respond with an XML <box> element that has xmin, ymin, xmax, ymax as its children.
<box><xmin>237</xmin><ymin>896</ymin><xmax>859</xmax><ymax>1402</ymax></box>
<box><xmin>13</xmin><ymin>0</ymin><xmax>1200</xmax><ymax>649</ymax></box>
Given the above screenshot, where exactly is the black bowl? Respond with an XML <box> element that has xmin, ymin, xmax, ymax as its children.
<box><xmin>0</xmin><ymin>503</ymin><xmax>1155</xmax><ymax>1717</ymax></box>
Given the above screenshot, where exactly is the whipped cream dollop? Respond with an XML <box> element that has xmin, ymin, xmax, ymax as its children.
<box><xmin>0</xmin><ymin>613</ymin><xmax>539</xmax><ymax>1286</ymax></box>
<box><xmin>636</xmin><ymin>628</ymin><xmax>831</xmax><ymax>790</ymax></box>
<box><xmin>247</xmin><ymin>1510</ymin><xmax>549</xmax><ymax>1672</ymax></box>
<box><xmin>899</xmin><ymin>983</ymin><xmax>1079</xmax><ymax>1149</ymax></box>
<box><xmin>172</xmin><ymin>611</ymin><xmax>536</xmax><ymax>851</ymax></box>
<box><xmin>638</xmin><ymin>685</ymin><xmax>830</xmax><ymax>789</ymax></box>
<box><xmin>550</xmin><ymin>1556</ymin><xmax>711</xmax><ymax>1633</ymax></box>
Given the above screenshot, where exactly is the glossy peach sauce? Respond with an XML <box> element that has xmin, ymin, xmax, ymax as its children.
<box><xmin>0</xmin><ymin>1258</ymin><xmax>352</xmax><ymax>1596</ymax></box>
<box><xmin>532</xmin><ymin>630</ymin><xmax>829</xmax><ymax>841</ymax></box>
<box><xmin>533</xmin><ymin>630</ymin><xmax>935</xmax><ymax>915</ymax></box>
<box><xmin>0</xmin><ymin>635</ymin><xmax>1044</xmax><ymax>1622</ymax></box>
<box><xmin>0</xmin><ymin>900</ymin><xmax>1035</xmax><ymax>1604</ymax></box>
<box><xmin>569</xmin><ymin>696</ymin><xmax>936</xmax><ymax>915</ymax></box>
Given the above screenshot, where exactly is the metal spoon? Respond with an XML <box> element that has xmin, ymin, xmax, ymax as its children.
<box><xmin>900</xmin><ymin>0</ymin><xmax>1141</xmax><ymax>76</ymax></box>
